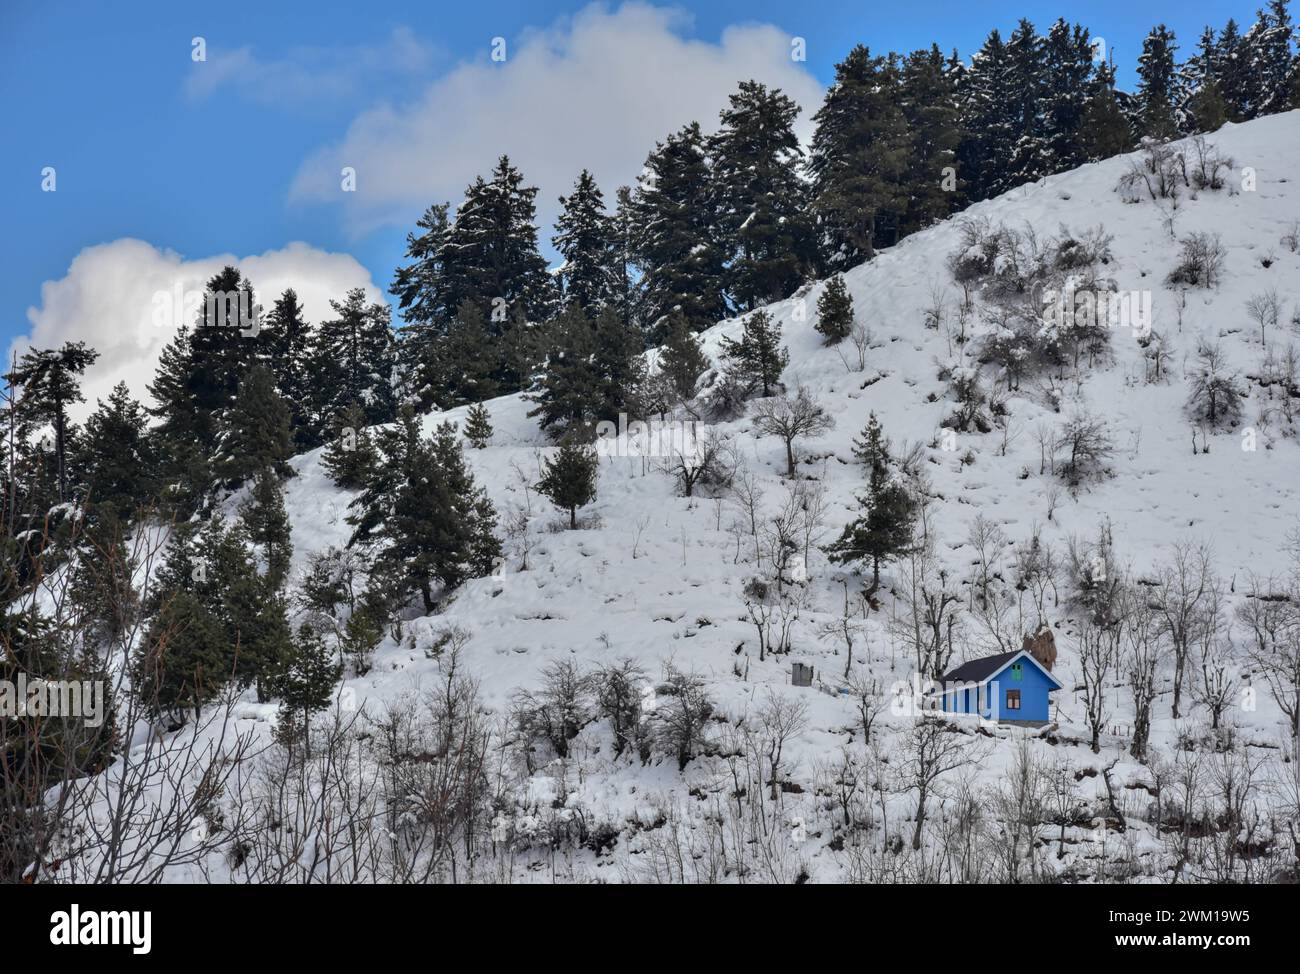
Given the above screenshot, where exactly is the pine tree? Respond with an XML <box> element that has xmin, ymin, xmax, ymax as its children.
<box><xmin>1216</xmin><ymin>20</ymin><xmax>1251</xmax><ymax>121</ymax></box>
<box><xmin>899</xmin><ymin>45</ymin><xmax>963</xmax><ymax>232</ymax></box>
<box><xmin>146</xmin><ymin>325</ymin><xmax>210</xmax><ymax>513</ymax></box>
<box><xmin>409</xmin><ymin>299</ymin><xmax>502</xmax><ymax>411</ymax></box>
<box><xmin>264</xmin><ymin>288</ymin><xmax>320</xmax><ymax>449</ymax></box>
<box><xmin>216</xmin><ymin>364</ymin><xmax>293</xmax><ymax>485</ymax></box>
<box><xmin>537</xmin><ymin>440</ymin><xmax>598</xmax><ymax>530</ymax></box>
<box><xmin>348</xmin><ymin>409</ymin><xmax>499</xmax><ymax>611</ymax></box>
<box><xmin>611</xmin><ymin>185</ymin><xmax>644</xmax><ymax>332</ymax></box>
<box><xmin>1040</xmin><ymin>20</ymin><xmax>1097</xmax><ymax>173</ymax></box>
<box><xmin>1246</xmin><ymin>0</ymin><xmax>1297</xmax><ymax>115</ymax></box>
<box><xmin>1004</xmin><ymin>19</ymin><xmax>1051</xmax><ymax>188</ymax></box>
<box><xmin>1184</xmin><ymin>26</ymin><xmax>1229</xmax><ymax>131</ymax></box>
<box><xmin>444</xmin><ymin>158</ymin><xmax>556</xmax><ymax>327</ymax></box>
<box><xmin>528</xmin><ymin>304</ymin><xmax>599</xmax><ymax>436</ymax></box>
<box><xmin>592</xmin><ymin>303</ymin><xmax>646</xmax><ymax>423</ymax></box>
<box><xmin>1080</xmin><ymin>61</ymin><xmax>1134</xmax><ymax>160</ymax></box>
<box><xmin>5</xmin><ymin>341</ymin><xmax>99</xmax><ymax>502</ymax></box>
<box><xmin>1135</xmin><ymin>25</ymin><xmax>1183</xmax><ymax>139</ymax></box>
<box><xmin>272</xmin><ymin>622</ymin><xmax>342</xmax><ymax>753</ymax></box>
<box><xmin>710</xmin><ymin>81</ymin><xmax>816</xmax><ymax>310</ymax></box>
<box><xmin>390</xmin><ymin>202</ymin><xmax>452</xmax><ymax>328</ymax></box>
<box><xmin>815</xmin><ymin>275</ymin><xmax>855</xmax><ymax>344</ymax></box>
<box><xmin>719</xmin><ymin>309</ymin><xmax>788</xmax><ymax>399</ymax></box>
<box><xmin>657</xmin><ymin>311</ymin><xmax>708</xmax><ymax>399</ymax></box>
<box><xmin>133</xmin><ymin>589</ymin><xmax>227</xmax><ymax>722</ymax></box>
<box><xmin>79</xmin><ymin>381</ymin><xmax>156</xmax><ymax>522</ymax></box>
<box><xmin>827</xmin><ymin>415</ymin><xmax>916</xmax><ymax>597</ymax></box>
<box><xmin>958</xmin><ymin>30</ymin><xmax>1018</xmax><ymax>200</ymax></box>
<box><xmin>313</xmin><ymin>288</ymin><xmax>397</xmax><ymax>427</ymax></box>
<box><xmin>464</xmin><ymin>402</ymin><xmax>493</xmax><ymax>449</ymax></box>
<box><xmin>631</xmin><ymin>122</ymin><xmax>728</xmax><ymax>334</ymax></box>
<box><xmin>240</xmin><ymin>466</ymin><xmax>293</xmax><ymax>591</ymax></box>
<box><xmin>851</xmin><ymin>412</ymin><xmax>891</xmax><ymax>476</ymax></box>
<box><xmin>321</xmin><ymin>400</ymin><xmax>378</xmax><ymax>489</ymax></box>
<box><xmin>808</xmin><ymin>45</ymin><xmax>910</xmax><ymax>267</ymax></box>
<box><xmin>185</xmin><ymin>266</ymin><xmax>266</xmax><ymax>444</ymax></box>
<box><xmin>554</xmin><ymin>170</ymin><xmax>618</xmax><ymax>313</ymax></box>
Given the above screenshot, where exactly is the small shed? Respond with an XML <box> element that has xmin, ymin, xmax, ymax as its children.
<box><xmin>935</xmin><ymin>649</ymin><xmax>1063</xmax><ymax>726</ymax></box>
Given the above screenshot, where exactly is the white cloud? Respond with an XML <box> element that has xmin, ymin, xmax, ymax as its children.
<box><xmin>288</xmin><ymin>3</ymin><xmax>824</xmax><ymax>235</ymax></box>
<box><xmin>184</xmin><ymin>26</ymin><xmax>437</xmax><ymax>105</ymax></box>
<box><xmin>13</xmin><ymin>239</ymin><xmax>380</xmax><ymax>421</ymax></box>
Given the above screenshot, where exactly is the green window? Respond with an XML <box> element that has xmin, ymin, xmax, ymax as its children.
<box><xmin>1010</xmin><ymin>662</ymin><xmax>1023</xmax><ymax>681</ymax></box>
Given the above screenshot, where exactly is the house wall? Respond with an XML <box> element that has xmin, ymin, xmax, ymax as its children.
<box><xmin>939</xmin><ymin>659</ymin><xmax>1055</xmax><ymax>722</ymax></box>
<box><xmin>987</xmin><ymin>660</ymin><xmax>1054</xmax><ymax>722</ymax></box>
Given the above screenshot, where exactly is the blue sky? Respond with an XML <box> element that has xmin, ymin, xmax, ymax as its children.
<box><xmin>0</xmin><ymin>0</ymin><xmax>1263</xmax><ymax>400</ymax></box>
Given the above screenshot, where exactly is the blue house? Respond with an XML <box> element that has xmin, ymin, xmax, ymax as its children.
<box><xmin>935</xmin><ymin>649</ymin><xmax>1063</xmax><ymax>726</ymax></box>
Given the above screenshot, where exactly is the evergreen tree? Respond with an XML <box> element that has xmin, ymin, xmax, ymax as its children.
<box><xmin>631</xmin><ymin>122</ymin><xmax>728</xmax><ymax>334</ymax></box>
<box><xmin>528</xmin><ymin>304</ymin><xmax>599</xmax><ymax>436</ymax></box>
<box><xmin>313</xmin><ymin>288</ymin><xmax>397</xmax><ymax>427</ymax></box>
<box><xmin>1245</xmin><ymin>0</ymin><xmax>1297</xmax><ymax>115</ymax></box>
<box><xmin>815</xmin><ymin>275</ymin><xmax>855</xmax><ymax>345</ymax></box>
<box><xmin>240</xmin><ymin>466</ymin><xmax>293</xmax><ymax>591</ymax></box>
<box><xmin>390</xmin><ymin>202</ymin><xmax>451</xmax><ymax>329</ymax></box>
<box><xmin>79</xmin><ymin>381</ymin><xmax>156</xmax><ymax>522</ymax></box>
<box><xmin>264</xmin><ymin>288</ymin><xmax>320</xmax><ymax>449</ymax></box>
<box><xmin>133</xmin><ymin>588</ymin><xmax>227</xmax><ymax>722</ymax></box>
<box><xmin>444</xmin><ymin>158</ymin><xmax>556</xmax><ymax>326</ymax></box>
<box><xmin>958</xmin><ymin>30</ymin><xmax>1018</xmax><ymax>199</ymax></box>
<box><xmin>710</xmin><ymin>81</ymin><xmax>816</xmax><ymax>310</ymax></box>
<box><xmin>185</xmin><ymin>266</ymin><xmax>265</xmax><ymax>444</ymax></box>
<box><xmin>348</xmin><ymin>409</ymin><xmax>499</xmax><ymax>611</ymax></box>
<box><xmin>1080</xmin><ymin>61</ymin><xmax>1134</xmax><ymax>160</ymax></box>
<box><xmin>656</xmin><ymin>311</ymin><xmax>708</xmax><ymax>399</ymax></box>
<box><xmin>899</xmin><ymin>45</ymin><xmax>963</xmax><ymax>232</ymax></box>
<box><xmin>537</xmin><ymin>440</ymin><xmax>598</xmax><ymax>530</ymax></box>
<box><xmin>851</xmin><ymin>412</ymin><xmax>891</xmax><ymax>474</ymax></box>
<box><xmin>808</xmin><ymin>45</ymin><xmax>911</xmax><ymax>267</ymax></box>
<box><xmin>1184</xmin><ymin>26</ymin><xmax>1230</xmax><ymax>131</ymax></box>
<box><xmin>1135</xmin><ymin>25</ymin><xmax>1183</xmax><ymax>138</ymax></box>
<box><xmin>719</xmin><ymin>309</ymin><xmax>788</xmax><ymax>399</ymax></box>
<box><xmin>216</xmin><ymin>364</ymin><xmax>294</xmax><ymax>485</ymax></box>
<box><xmin>4</xmin><ymin>341</ymin><xmax>99</xmax><ymax>502</ymax></box>
<box><xmin>1004</xmin><ymin>19</ymin><xmax>1051</xmax><ymax>188</ymax></box>
<box><xmin>1216</xmin><ymin>20</ymin><xmax>1251</xmax><ymax>121</ymax></box>
<box><xmin>464</xmin><ymin>402</ymin><xmax>493</xmax><ymax>449</ymax></box>
<box><xmin>554</xmin><ymin>170</ymin><xmax>618</xmax><ymax>313</ymax></box>
<box><xmin>1040</xmin><ymin>20</ymin><xmax>1097</xmax><ymax>173</ymax></box>
<box><xmin>827</xmin><ymin>415</ymin><xmax>916</xmax><ymax>597</ymax></box>
<box><xmin>146</xmin><ymin>325</ymin><xmax>210</xmax><ymax>513</ymax></box>
<box><xmin>272</xmin><ymin>622</ymin><xmax>342</xmax><ymax>753</ymax></box>
<box><xmin>611</xmin><ymin>186</ymin><xmax>644</xmax><ymax>332</ymax></box>
<box><xmin>321</xmin><ymin>400</ymin><xmax>378</xmax><ymax>490</ymax></box>
<box><xmin>592</xmin><ymin>303</ymin><xmax>646</xmax><ymax>423</ymax></box>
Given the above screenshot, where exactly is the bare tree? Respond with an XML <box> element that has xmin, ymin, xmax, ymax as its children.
<box><xmin>756</xmin><ymin>690</ymin><xmax>808</xmax><ymax>799</ymax></box>
<box><xmin>1054</xmin><ymin>409</ymin><xmax>1115</xmax><ymax>486</ymax></box>
<box><xmin>1153</xmin><ymin>540</ymin><xmax>1216</xmax><ymax>719</ymax></box>
<box><xmin>751</xmin><ymin>386</ymin><xmax>835</xmax><ymax>478</ymax></box>
<box><xmin>902</xmin><ymin>718</ymin><xmax>974</xmax><ymax>851</ymax></box>
<box><xmin>1186</xmin><ymin>342</ymin><xmax>1244</xmax><ymax>429</ymax></box>
<box><xmin>664</xmin><ymin>428</ymin><xmax>735</xmax><ymax>498</ymax></box>
<box><xmin>1246</xmin><ymin>289</ymin><xmax>1282</xmax><ymax>345</ymax></box>
<box><xmin>1076</xmin><ymin>613</ymin><xmax>1122</xmax><ymax>753</ymax></box>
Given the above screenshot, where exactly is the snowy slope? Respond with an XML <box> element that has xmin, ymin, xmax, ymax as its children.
<box><xmin>89</xmin><ymin>112</ymin><xmax>1300</xmax><ymax>882</ymax></box>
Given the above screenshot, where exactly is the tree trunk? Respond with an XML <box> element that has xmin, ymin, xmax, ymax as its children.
<box><xmin>785</xmin><ymin>439</ymin><xmax>795</xmax><ymax>478</ymax></box>
<box><xmin>912</xmin><ymin>785</ymin><xmax>927</xmax><ymax>851</ymax></box>
<box><xmin>569</xmin><ymin>506</ymin><xmax>577</xmax><ymax>530</ymax></box>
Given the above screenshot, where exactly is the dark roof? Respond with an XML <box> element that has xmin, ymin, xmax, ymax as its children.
<box><xmin>939</xmin><ymin>651</ymin><xmax>1021</xmax><ymax>686</ymax></box>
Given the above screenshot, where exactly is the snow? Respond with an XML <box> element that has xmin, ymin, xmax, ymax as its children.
<box><xmin>63</xmin><ymin>112</ymin><xmax>1300</xmax><ymax>882</ymax></box>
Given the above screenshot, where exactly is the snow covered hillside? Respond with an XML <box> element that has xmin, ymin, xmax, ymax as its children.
<box><xmin>89</xmin><ymin>112</ymin><xmax>1300</xmax><ymax>883</ymax></box>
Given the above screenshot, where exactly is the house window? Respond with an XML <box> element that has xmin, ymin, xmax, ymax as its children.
<box><xmin>1010</xmin><ymin>662</ymin><xmax>1023</xmax><ymax>681</ymax></box>
<box><xmin>1006</xmin><ymin>690</ymin><xmax>1021</xmax><ymax>711</ymax></box>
